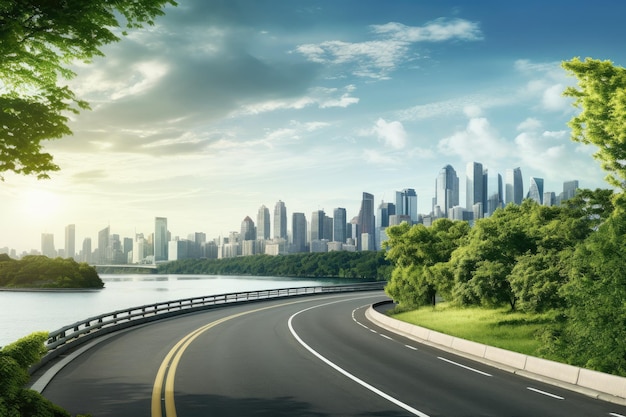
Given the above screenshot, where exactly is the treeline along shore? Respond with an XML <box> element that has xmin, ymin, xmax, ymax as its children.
<box><xmin>157</xmin><ymin>250</ymin><xmax>392</xmax><ymax>281</ymax></box>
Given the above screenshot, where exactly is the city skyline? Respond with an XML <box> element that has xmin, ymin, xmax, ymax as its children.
<box><xmin>2</xmin><ymin>1</ymin><xmax>624</xmax><ymax>253</ymax></box>
<box><xmin>3</xmin><ymin>160</ymin><xmax>582</xmax><ymax>257</ymax></box>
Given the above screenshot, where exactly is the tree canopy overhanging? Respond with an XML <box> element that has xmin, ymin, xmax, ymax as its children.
<box><xmin>0</xmin><ymin>0</ymin><xmax>176</xmax><ymax>180</ymax></box>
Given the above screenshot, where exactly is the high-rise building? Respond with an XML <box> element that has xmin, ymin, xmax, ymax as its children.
<box><xmin>154</xmin><ymin>217</ymin><xmax>168</xmax><ymax>262</ymax></box>
<box><xmin>358</xmin><ymin>192</ymin><xmax>375</xmax><ymax>250</ymax></box>
<box><xmin>561</xmin><ymin>180</ymin><xmax>579</xmax><ymax>203</ymax></box>
<box><xmin>273</xmin><ymin>200</ymin><xmax>287</xmax><ymax>240</ymax></box>
<box><xmin>466</xmin><ymin>162</ymin><xmax>484</xmax><ymax>215</ymax></box>
<box><xmin>505</xmin><ymin>167</ymin><xmax>524</xmax><ymax>205</ymax></box>
<box><xmin>81</xmin><ymin>237</ymin><xmax>92</xmax><ymax>263</ymax></box>
<box><xmin>240</xmin><ymin>216</ymin><xmax>256</xmax><ymax>241</ymax></box>
<box><xmin>527</xmin><ymin>177</ymin><xmax>544</xmax><ymax>204</ymax></box>
<box><xmin>376</xmin><ymin>201</ymin><xmax>395</xmax><ymax>229</ymax></box>
<box><xmin>257</xmin><ymin>205</ymin><xmax>271</xmax><ymax>240</ymax></box>
<box><xmin>41</xmin><ymin>233</ymin><xmax>56</xmax><ymax>258</ymax></box>
<box><xmin>311</xmin><ymin>210</ymin><xmax>326</xmax><ymax>241</ymax></box>
<box><xmin>98</xmin><ymin>226</ymin><xmax>110</xmax><ymax>264</ymax></box>
<box><xmin>395</xmin><ymin>188</ymin><xmax>418</xmax><ymax>223</ymax></box>
<box><xmin>543</xmin><ymin>192</ymin><xmax>556</xmax><ymax>206</ymax></box>
<box><xmin>435</xmin><ymin>165</ymin><xmax>459</xmax><ymax>218</ymax></box>
<box><xmin>292</xmin><ymin>212</ymin><xmax>307</xmax><ymax>253</ymax></box>
<box><xmin>333</xmin><ymin>207</ymin><xmax>347</xmax><ymax>243</ymax></box>
<box><xmin>65</xmin><ymin>224</ymin><xmax>75</xmax><ymax>260</ymax></box>
<box><xmin>486</xmin><ymin>171</ymin><xmax>503</xmax><ymax>216</ymax></box>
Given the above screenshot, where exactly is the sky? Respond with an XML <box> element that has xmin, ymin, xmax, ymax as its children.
<box><xmin>2</xmin><ymin>0</ymin><xmax>626</xmax><ymax>255</ymax></box>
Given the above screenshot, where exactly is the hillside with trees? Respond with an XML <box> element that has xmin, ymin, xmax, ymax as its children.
<box><xmin>0</xmin><ymin>255</ymin><xmax>104</xmax><ymax>289</ymax></box>
<box><xmin>158</xmin><ymin>250</ymin><xmax>392</xmax><ymax>281</ymax></box>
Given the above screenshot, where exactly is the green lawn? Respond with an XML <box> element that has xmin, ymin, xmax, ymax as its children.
<box><xmin>391</xmin><ymin>304</ymin><xmax>550</xmax><ymax>356</ymax></box>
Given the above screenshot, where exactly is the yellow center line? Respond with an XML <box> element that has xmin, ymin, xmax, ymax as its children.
<box><xmin>151</xmin><ymin>297</ymin><xmax>331</xmax><ymax>417</ymax></box>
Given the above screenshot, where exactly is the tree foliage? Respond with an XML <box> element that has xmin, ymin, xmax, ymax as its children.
<box><xmin>0</xmin><ymin>332</ymin><xmax>78</xmax><ymax>417</ymax></box>
<box><xmin>0</xmin><ymin>255</ymin><xmax>103</xmax><ymax>288</ymax></box>
<box><xmin>158</xmin><ymin>251</ymin><xmax>391</xmax><ymax>281</ymax></box>
<box><xmin>563</xmin><ymin>57</ymin><xmax>626</xmax><ymax>189</ymax></box>
<box><xmin>0</xmin><ymin>0</ymin><xmax>176</xmax><ymax>179</ymax></box>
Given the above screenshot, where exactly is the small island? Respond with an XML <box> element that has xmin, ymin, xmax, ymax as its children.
<box><xmin>0</xmin><ymin>254</ymin><xmax>104</xmax><ymax>289</ymax></box>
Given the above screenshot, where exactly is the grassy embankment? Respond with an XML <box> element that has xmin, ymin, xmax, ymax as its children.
<box><xmin>391</xmin><ymin>304</ymin><xmax>554</xmax><ymax>357</ymax></box>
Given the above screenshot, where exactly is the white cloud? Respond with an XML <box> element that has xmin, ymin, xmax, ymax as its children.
<box><xmin>463</xmin><ymin>105</ymin><xmax>482</xmax><ymax>118</ymax></box>
<box><xmin>373</xmin><ymin>118</ymin><xmax>408</xmax><ymax>149</ymax></box>
<box><xmin>363</xmin><ymin>149</ymin><xmax>398</xmax><ymax>165</ymax></box>
<box><xmin>438</xmin><ymin>116</ymin><xmax>511</xmax><ymax>164</ymax></box>
<box><xmin>517</xmin><ymin>117</ymin><xmax>542</xmax><ymax>131</ymax></box>
<box><xmin>542</xmin><ymin>83</ymin><xmax>570</xmax><ymax>112</ymax></box>
<box><xmin>296</xmin><ymin>18</ymin><xmax>482</xmax><ymax>79</ymax></box>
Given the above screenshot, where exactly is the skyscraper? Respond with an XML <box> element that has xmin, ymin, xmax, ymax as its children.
<box><xmin>311</xmin><ymin>210</ymin><xmax>326</xmax><ymax>241</ymax></box>
<box><xmin>466</xmin><ymin>162</ymin><xmax>484</xmax><ymax>214</ymax></box>
<box><xmin>240</xmin><ymin>216</ymin><xmax>256</xmax><ymax>241</ymax></box>
<box><xmin>98</xmin><ymin>226</ymin><xmax>110</xmax><ymax>264</ymax></box>
<box><xmin>395</xmin><ymin>188</ymin><xmax>418</xmax><ymax>223</ymax></box>
<box><xmin>65</xmin><ymin>224</ymin><xmax>75</xmax><ymax>260</ymax></box>
<box><xmin>154</xmin><ymin>217</ymin><xmax>168</xmax><ymax>262</ymax></box>
<box><xmin>527</xmin><ymin>177</ymin><xmax>544</xmax><ymax>204</ymax></box>
<box><xmin>358</xmin><ymin>192</ymin><xmax>375</xmax><ymax>250</ymax></box>
<box><xmin>292</xmin><ymin>212</ymin><xmax>307</xmax><ymax>253</ymax></box>
<box><xmin>257</xmin><ymin>205</ymin><xmax>270</xmax><ymax>240</ymax></box>
<box><xmin>505</xmin><ymin>167</ymin><xmax>524</xmax><ymax>205</ymax></box>
<box><xmin>81</xmin><ymin>237</ymin><xmax>92</xmax><ymax>263</ymax></box>
<box><xmin>561</xmin><ymin>180</ymin><xmax>579</xmax><ymax>203</ymax></box>
<box><xmin>273</xmin><ymin>200</ymin><xmax>287</xmax><ymax>240</ymax></box>
<box><xmin>41</xmin><ymin>233</ymin><xmax>56</xmax><ymax>258</ymax></box>
<box><xmin>333</xmin><ymin>207</ymin><xmax>347</xmax><ymax>243</ymax></box>
<box><xmin>486</xmin><ymin>171</ymin><xmax>503</xmax><ymax>216</ymax></box>
<box><xmin>435</xmin><ymin>165</ymin><xmax>459</xmax><ymax>218</ymax></box>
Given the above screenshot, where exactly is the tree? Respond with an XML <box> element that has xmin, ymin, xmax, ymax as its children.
<box><xmin>0</xmin><ymin>0</ymin><xmax>177</xmax><ymax>180</ymax></box>
<box><xmin>383</xmin><ymin>219</ymin><xmax>469</xmax><ymax>308</ymax></box>
<box><xmin>562</xmin><ymin>58</ymin><xmax>626</xmax><ymax>190</ymax></box>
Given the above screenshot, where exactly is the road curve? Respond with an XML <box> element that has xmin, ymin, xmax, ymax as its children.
<box><xmin>39</xmin><ymin>291</ymin><xmax>626</xmax><ymax>416</ymax></box>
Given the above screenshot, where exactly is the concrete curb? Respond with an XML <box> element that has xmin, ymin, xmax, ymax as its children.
<box><xmin>366</xmin><ymin>303</ymin><xmax>626</xmax><ymax>406</ymax></box>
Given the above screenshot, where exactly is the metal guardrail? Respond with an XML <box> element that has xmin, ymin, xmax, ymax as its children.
<box><xmin>44</xmin><ymin>281</ymin><xmax>386</xmax><ymax>357</ymax></box>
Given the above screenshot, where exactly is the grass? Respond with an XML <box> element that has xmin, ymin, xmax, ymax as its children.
<box><xmin>391</xmin><ymin>303</ymin><xmax>551</xmax><ymax>356</ymax></box>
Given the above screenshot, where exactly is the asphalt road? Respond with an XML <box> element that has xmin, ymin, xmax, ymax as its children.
<box><xmin>39</xmin><ymin>291</ymin><xmax>626</xmax><ymax>416</ymax></box>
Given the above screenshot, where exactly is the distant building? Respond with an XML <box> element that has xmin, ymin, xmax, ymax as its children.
<box><xmin>292</xmin><ymin>212</ymin><xmax>307</xmax><ymax>253</ymax></box>
<box><xmin>527</xmin><ymin>177</ymin><xmax>544</xmax><ymax>204</ymax></box>
<box><xmin>543</xmin><ymin>192</ymin><xmax>556</xmax><ymax>207</ymax></box>
<box><xmin>505</xmin><ymin>167</ymin><xmax>524</xmax><ymax>205</ymax></box>
<box><xmin>273</xmin><ymin>200</ymin><xmax>287</xmax><ymax>240</ymax></box>
<box><xmin>358</xmin><ymin>192</ymin><xmax>375</xmax><ymax>250</ymax></box>
<box><xmin>257</xmin><ymin>205</ymin><xmax>271</xmax><ymax>240</ymax></box>
<box><xmin>311</xmin><ymin>210</ymin><xmax>326</xmax><ymax>242</ymax></box>
<box><xmin>240</xmin><ymin>216</ymin><xmax>256</xmax><ymax>241</ymax></box>
<box><xmin>466</xmin><ymin>162</ymin><xmax>485</xmax><ymax>217</ymax></box>
<box><xmin>435</xmin><ymin>165</ymin><xmax>459</xmax><ymax>218</ymax></box>
<box><xmin>395</xmin><ymin>188</ymin><xmax>418</xmax><ymax>223</ymax></box>
<box><xmin>486</xmin><ymin>171</ymin><xmax>503</xmax><ymax>217</ymax></box>
<box><xmin>154</xmin><ymin>217</ymin><xmax>168</xmax><ymax>262</ymax></box>
<box><xmin>65</xmin><ymin>224</ymin><xmax>75</xmax><ymax>260</ymax></box>
<box><xmin>41</xmin><ymin>233</ymin><xmax>56</xmax><ymax>258</ymax></box>
<box><xmin>333</xmin><ymin>207</ymin><xmax>347</xmax><ymax>243</ymax></box>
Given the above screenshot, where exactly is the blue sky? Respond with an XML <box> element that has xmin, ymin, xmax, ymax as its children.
<box><xmin>2</xmin><ymin>0</ymin><xmax>626</xmax><ymax>254</ymax></box>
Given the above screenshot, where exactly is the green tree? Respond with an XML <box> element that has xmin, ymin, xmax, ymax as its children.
<box><xmin>0</xmin><ymin>0</ymin><xmax>176</xmax><ymax>180</ymax></box>
<box><xmin>563</xmin><ymin>58</ymin><xmax>626</xmax><ymax>190</ymax></box>
<box><xmin>383</xmin><ymin>219</ymin><xmax>469</xmax><ymax>308</ymax></box>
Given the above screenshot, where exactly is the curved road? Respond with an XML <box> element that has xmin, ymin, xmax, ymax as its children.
<box><xmin>39</xmin><ymin>291</ymin><xmax>626</xmax><ymax>416</ymax></box>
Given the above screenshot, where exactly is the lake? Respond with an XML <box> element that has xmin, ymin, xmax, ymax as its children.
<box><xmin>0</xmin><ymin>274</ymin><xmax>340</xmax><ymax>347</ymax></box>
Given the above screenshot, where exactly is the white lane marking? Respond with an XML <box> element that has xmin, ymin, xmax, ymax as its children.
<box><xmin>289</xmin><ymin>300</ymin><xmax>431</xmax><ymax>417</ymax></box>
<box><xmin>437</xmin><ymin>357</ymin><xmax>492</xmax><ymax>377</ymax></box>
<box><xmin>610</xmin><ymin>413</ymin><xmax>626</xmax><ymax>417</ymax></box>
<box><xmin>380</xmin><ymin>334</ymin><xmax>393</xmax><ymax>341</ymax></box>
<box><xmin>405</xmin><ymin>345</ymin><xmax>418</xmax><ymax>351</ymax></box>
<box><xmin>526</xmin><ymin>387</ymin><xmax>564</xmax><ymax>400</ymax></box>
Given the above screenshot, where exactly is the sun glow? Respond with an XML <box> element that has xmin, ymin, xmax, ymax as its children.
<box><xmin>18</xmin><ymin>189</ymin><xmax>63</xmax><ymax>220</ymax></box>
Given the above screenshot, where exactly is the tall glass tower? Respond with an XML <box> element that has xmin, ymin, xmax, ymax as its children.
<box><xmin>311</xmin><ymin>210</ymin><xmax>326</xmax><ymax>241</ymax></box>
<box><xmin>486</xmin><ymin>172</ymin><xmax>503</xmax><ymax>216</ymax></box>
<box><xmin>240</xmin><ymin>216</ymin><xmax>256</xmax><ymax>241</ymax></box>
<box><xmin>435</xmin><ymin>165</ymin><xmax>459</xmax><ymax>218</ymax></box>
<box><xmin>65</xmin><ymin>224</ymin><xmax>76</xmax><ymax>260</ymax></box>
<box><xmin>527</xmin><ymin>177</ymin><xmax>544</xmax><ymax>204</ymax></box>
<box><xmin>395</xmin><ymin>188</ymin><xmax>418</xmax><ymax>223</ymax></box>
<box><xmin>154</xmin><ymin>217</ymin><xmax>168</xmax><ymax>262</ymax></box>
<box><xmin>292</xmin><ymin>212</ymin><xmax>307</xmax><ymax>252</ymax></box>
<box><xmin>333</xmin><ymin>207</ymin><xmax>347</xmax><ymax>243</ymax></box>
<box><xmin>256</xmin><ymin>205</ymin><xmax>270</xmax><ymax>240</ymax></box>
<box><xmin>273</xmin><ymin>200</ymin><xmax>287</xmax><ymax>240</ymax></box>
<box><xmin>358</xmin><ymin>192</ymin><xmax>375</xmax><ymax>250</ymax></box>
<box><xmin>466</xmin><ymin>162</ymin><xmax>484</xmax><ymax>213</ymax></box>
<box><xmin>505</xmin><ymin>167</ymin><xmax>524</xmax><ymax>205</ymax></box>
